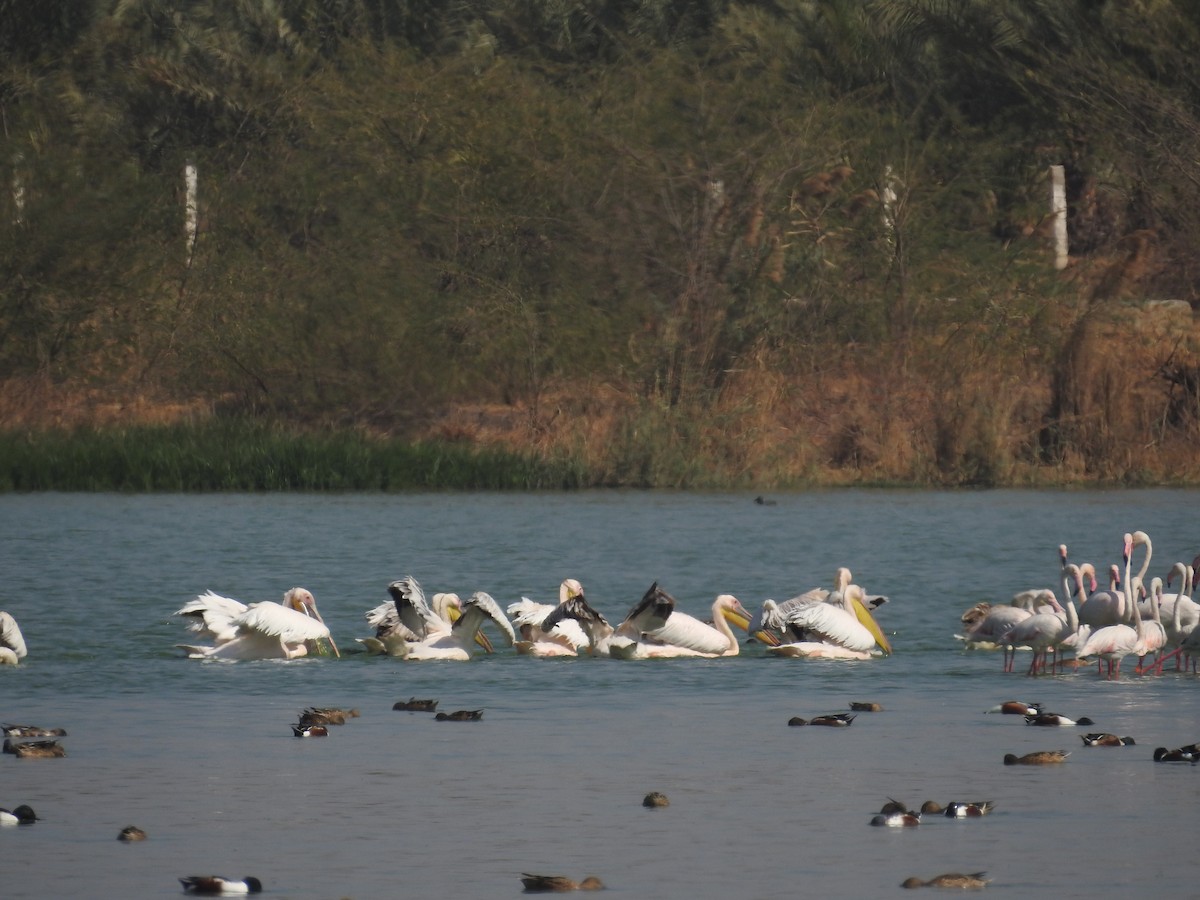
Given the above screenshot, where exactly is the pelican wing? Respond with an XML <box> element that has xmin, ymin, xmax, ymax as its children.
<box><xmin>173</xmin><ymin>590</ymin><xmax>248</xmax><ymax>642</ymax></box>
<box><xmin>387</xmin><ymin>576</ymin><xmax>445</xmax><ymax>638</ymax></box>
<box><xmin>454</xmin><ymin>592</ymin><xmax>516</xmax><ymax>646</ymax></box>
<box><xmin>619</xmin><ymin>583</ymin><xmax>675</xmax><ymax>634</ymax></box>
<box><xmin>782</xmin><ymin>602</ymin><xmax>876</xmax><ymax>653</ymax></box>
<box><xmin>644</xmin><ymin>611</ymin><xmax>729</xmax><ymax>655</ymax></box>
<box><xmin>235</xmin><ymin>601</ymin><xmax>333</xmax><ymax>643</ymax></box>
<box><xmin>508</xmin><ymin>598</ymin><xmax>591</xmax><ymax>649</ymax></box>
<box><xmin>507</xmin><ymin>598</ymin><xmax>557</xmax><ymax>629</ymax></box>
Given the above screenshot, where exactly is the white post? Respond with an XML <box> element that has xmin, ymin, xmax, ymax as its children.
<box><xmin>12</xmin><ymin>153</ymin><xmax>24</xmax><ymax>225</ymax></box>
<box><xmin>1050</xmin><ymin>164</ymin><xmax>1067</xmax><ymax>270</ymax></box>
<box><xmin>184</xmin><ymin>159</ymin><xmax>198</xmax><ymax>266</ymax></box>
<box><xmin>881</xmin><ymin>164</ymin><xmax>897</xmax><ymax>247</ymax></box>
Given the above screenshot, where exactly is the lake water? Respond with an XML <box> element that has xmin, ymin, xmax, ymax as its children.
<box><xmin>2</xmin><ymin>489</ymin><xmax>1198</xmax><ymax>899</ymax></box>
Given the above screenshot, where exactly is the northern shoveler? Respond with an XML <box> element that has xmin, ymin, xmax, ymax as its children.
<box><xmin>642</xmin><ymin>792</ymin><xmax>669</xmax><ymax>808</ymax></box>
<box><xmin>902</xmin><ymin>872</ymin><xmax>990</xmax><ymax>889</ymax></box>
<box><xmin>1081</xmin><ymin>733</ymin><xmax>1135</xmax><ymax>747</ymax></box>
<box><xmin>1153</xmin><ymin>746</ymin><xmax>1199</xmax><ymax>763</ymax></box>
<box><xmin>435</xmin><ymin>709</ymin><xmax>484</xmax><ymax>721</ymax></box>
<box><xmin>290</xmin><ymin>724</ymin><xmax>328</xmax><ymax>737</ymax></box>
<box><xmin>3</xmin><ymin>739</ymin><xmax>66</xmax><ymax>758</ymax></box>
<box><xmin>1003</xmin><ymin>750</ymin><xmax>1070</xmax><ymax>765</ymax></box>
<box><xmin>1025</xmin><ymin>712</ymin><xmax>1093</xmax><ymax>727</ymax></box>
<box><xmin>0</xmin><ymin>804</ymin><xmax>38</xmax><ymax>826</ymax></box>
<box><xmin>117</xmin><ymin>825</ymin><xmax>147</xmax><ymax>841</ymax></box>
<box><xmin>850</xmin><ymin>701</ymin><xmax>883</xmax><ymax>712</ymax></box>
<box><xmin>520</xmin><ymin>873</ymin><xmax>605</xmax><ymax>892</ymax></box>
<box><xmin>297</xmin><ymin>707</ymin><xmax>359</xmax><ymax>726</ymax></box>
<box><xmin>179</xmin><ymin>875</ymin><xmax>263</xmax><ymax>894</ymax></box>
<box><xmin>984</xmin><ymin>700</ymin><xmax>1040</xmax><ymax>715</ymax></box>
<box><xmin>870</xmin><ymin>810</ymin><xmax>920</xmax><ymax>826</ymax></box>
<box><xmin>939</xmin><ymin>801</ymin><xmax>995</xmax><ymax>818</ymax></box>
<box><xmin>392</xmin><ymin>698</ymin><xmax>438</xmax><ymax>712</ymax></box>
<box><xmin>2</xmin><ymin>725</ymin><xmax>67</xmax><ymax>738</ymax></box>
<box><xmin>788</xmin><ymin>713</ymin><xmax>856</xmax><ymax>727</ymax></box>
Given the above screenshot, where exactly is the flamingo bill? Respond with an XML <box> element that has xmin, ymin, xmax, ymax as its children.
<box><xmin>851</xmin><ymin>595</ymin><xmax>891</xmax><ymax>654</ymax></box>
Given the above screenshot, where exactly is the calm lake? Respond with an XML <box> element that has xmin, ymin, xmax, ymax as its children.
<box><xmin>2</xmin><ymin>489</ymin><xmax>1198</xmax><ymax>899</ymax></box>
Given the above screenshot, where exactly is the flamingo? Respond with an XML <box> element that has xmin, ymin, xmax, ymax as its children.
<box><xmin>1001</xmin><ymin>564</ymin><xmax>1083</xmax><ymax>675</ymax></box>
<box><xmin>1079</xmin><ymin>531</ymin><xmax>1151</xmax><ymax>630</ymax></box>
<box><xmin>0</xmin><ymin>611</ymin><xmax>27</xmax><ymax>666</ymax></box>
<box><xmin>1155</xmin><ymin>564</ymin><xmax>1200</xmax><ymax>671</ymax></box>
<box><xmin>1076</xmin><ymin>533</ymin><xmax>1150</xmax><ymax>679</ymax></box>
<box><xmin>175</xmin><ymin>588</ymin><xmax>338</xmax><ymax>660</ymax></box>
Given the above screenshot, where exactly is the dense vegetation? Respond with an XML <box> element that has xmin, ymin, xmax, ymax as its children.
<box><xmin>2</xmin><ymin>0</ymin><xmax>1200</xmax><ymax>488</ymax></box>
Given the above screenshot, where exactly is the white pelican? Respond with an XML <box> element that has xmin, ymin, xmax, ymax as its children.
<box><xmin>751</xmin><ymin>568</ymin><xmax>890</xmax><ymax>654</ymax></box>
<box><xmin>357</xmin><ymin>577</ymin><xmax>473</xmax><ymax>656</ymax></box>
<box><xmin>175</xmin><ymin>588</ymin><xmax>338</xmax><ymax>660</ymax></box>
<box><xmin>508</xmin><ymin>579</ymin><xmax>592</xmax><ymax>657</ymax></box>
<box><xmin>603</xmin><ymin>583</ymin><xmax>750</xmax><ymax>659</ymax></box>
<box><xmin>764</xmin><ymin>584</ymin><xmax>889</xmax><ymax>659</ymax></box>
<box><xmin>1</xmin><ymin>611</ymin><xmax>27</xmax><ymax>665</ymax></box>
<box><xmin>401</xmin><ymin>591</ymin><xmax>515</xmax><ymax>661</ymax></box>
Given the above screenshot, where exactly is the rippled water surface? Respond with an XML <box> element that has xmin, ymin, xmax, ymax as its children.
<box><xmin>3</xmin><ymin>490</ymin><xmax>1199</xmax><ymax>899</ymax></box>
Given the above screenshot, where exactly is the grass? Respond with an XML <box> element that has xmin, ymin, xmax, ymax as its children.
<box><xmin>0</xmin><ymin>421</ymin><xmax>589</xmax><ymax>492</ymax></box>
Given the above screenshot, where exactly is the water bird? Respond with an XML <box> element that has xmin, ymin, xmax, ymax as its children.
<box><xmin>175</xmin><ymin>588</ymin><xmax>338</xmax><ymax>660</ymax></box>
<box><xmin>394</xmin><ymin>588</ymin><xmax>515</xmax><ymax>661</ymax></box>
<box><xmin>393</xmin><ymin>698</ymin><xmax>438</xmax><ymax>712</ymax></box>
<box><xmin>1025</xmin><ymin>712</ymin><xmax>1094</xmax><ymax>726</ymax></box>
<box><xmin>360</xmin><ymin>577</ymin><xmax>489</xmax><ymax>656</ymax></box>
<box><xmin>922</xmin><ymin>800</ymin><xmax>994</xmax><ymax>817</ymax></box>
<box><xmin>870</xmin><ymin>810</ymin><xmax>920</xmax><ymax>826</ymax></box>
<box><xmin>2</xmin><ymin>724</ymin><xmax>67</xmax><ymax>738</ymax></box>
<box><xmin>179</xmin><ymin>875</ymin><xmax>263</xmax><ymax>894</ymax></box>
<box><xmin>0</xmin><ymin>804</ymin><xmax>38</xmax><ymax>826</ymax></box>
<box><xmin>850</xmin><ymin>701</ymin><xmax>883</xmax><ymax>712</ymax></box>
<box><xmin>879</xmin><ymin>798</ymin><xmax>909</xmax><ymax>815</ymax></box>
<box><xmin>754</xmin><ymin>496</ymin><xmax>777</xmax><ymax>506</ymax></box>
<box><xmin>290</xmin><ymin>723</ymin><xmax>328</xmax><ymax>737</ymax></box>
<box><xmin>1153</xmin><ymin>746</ymin><xmax>1198</xmax><ymax>763</ymax></box>
<box><xmin>297</xmin><ymin>707</ymin><xmax>359</xmax><ymax>726</ymax></box>
<box><xmin>901</xmin><ymin>872</ymin><xmax>989</xmax><ymax>889</ymax></box>
<box><xmin>117</xmin><ymin>825</ymin><xmax>147</xmax><ymax>841</ymax></box>
<box><xmin>642</xmin><ymin>792</ymin><xmax>669</xmax><ymax>808</ymax></box>
<box><xmin>520</xmin><ymin>874</ymin><xmax>605</xmax><ymax>892</ymax></box>
<box><xmin>0</xmin><ymin>611</ymin><xmax>27</xmax><ymax>666</ymax></box>
<box><xmin>3</xmin><ymin>739</ymin><xmax>66</xmax><ymax>758</ymax></box>
<box><xmin>1081</xmin><ymin>733</ymin><xmax>1135</xmax><ymax>747</ymax></box>
<box><xmin>509</xmin><ymin>579</ymin><xmax>595</xmax><ymax>657</ymax></box>
<box><xmin>606</xmin><ymin>584</ymin><xmax>751</xmax><ymax>659</ymax></box>
<box><xmin>985</xmin><ymin>701</ymin><xmax>1041</xmax><ymax>715</ymax></box>
<box><xmin>1003</xmin><ymin>750</ymin><xmax>1069</xmax><ymax>765</ymax></box>
<box><xmin>435</xmin><ymin>709</ymin><xmax>484</xmax><ymax>721</ymax></box>
<box><xmin>751</xmin><ymin>568</ymin><xmax>890</xmax><ymax>657</ymax></box>
<box><xmin>788</xmin><ymin>713</ymin><xmax>855</xmax><ymax>727</ymax></box>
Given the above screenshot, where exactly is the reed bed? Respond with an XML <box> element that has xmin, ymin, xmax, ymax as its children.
<box><xmin>0</xmin><ymin>422</ymin><xmax>588</xmax><ymax>492</ymax></box>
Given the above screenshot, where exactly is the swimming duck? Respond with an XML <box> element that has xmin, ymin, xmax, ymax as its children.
<box><xmin>870</xmin><ymin>810</ymin><xmax>920</xmax><ymax>826</ymax></box>
<box><xmin>520</xmin><ymin>874</ymin><xmax>605</xmax><ymax>892</ymax></box>
<box><xmin>880</xmin><ymin>798</ymin><xmax>909</xmax><ymax>815</ymax></box>
<box><xmin>938</xmin><ymin>801</ymin><xmax>995</xmax><ymax>818</ymax></box>
<box><xmin>297</xmin><ymin>707</ymin><xmax>359</xmax><ymax>726</ymax></box>
<box><xmin>393</xmin><ymin>698</ymin><xmax>438</xmax><ymax>712</ymax></box>
<box><xmin>850</xmin><ymin>701</ymin><xmax>883</xmax><ymax>712</ymax></box>
<box><xmin>642</xmin><ymin>792</ymin><xmax>669</xmax><ymax>808</ymax></box>
<box><xmin>2</xmin><ymin>725</ymin><xmax>67</xmax><ymax>738</ymax></box>
<box><xmin>984</xmin><ymin>700</ymin><xmax>1040</xmax><ymax>715</ymax></box>
<box><xmin>179</xmin><ymin>875</ymin><xmax>263</xmax><ymax>894</ymax></box>
<box><xmin>290</xmin><ymin>724</ymin><xmax>328</xmax><ymax>737</ymax></box>
<box><xmin>1153</xmin><ymin>746</ymin><xmax>1198</xmax><ymax>763</ymax></box>
<box><xmin>0</xmin><ymin>804</ymin><xmax>38</xmax><ymax>826</ymax></box>
<box><xmin>901</xmin><ymin>872</ymin><xmax>990</xmax><ymax>889</ymax></box>
<box><xmin>1080</xmin><ymin>733</ymin><xmax>1135</xmax><ymax>747</ymax></box>
<box><xmin>1003</xmin><ymin>750</ymin><xmax>1070</xmax><ymax>765</ymax></box>
<box><xmin>788</xmin><ymin>713</ymin><xmax>856</xmax><ymax>727</ymax></box>
<box><xmin>117</xmin><ymin>825</ymin><xmax>147</xmax><ymax>841</ymax></box>
<box><xmin>435</xmin><ymin>709</ymin><xmax>484</xmax><ymax>721</ymax></box>
<box><xmin>3</xmin><ymin>739</ymin><xmax>66</xmax><ymax>758</ymax></box>
<box><xmin>1025</xmin><ymin>712</ymin><xmax>1093</xmax><ymax>727</ymax></box>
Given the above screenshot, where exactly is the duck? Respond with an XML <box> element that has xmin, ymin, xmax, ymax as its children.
<box><xmin>642</xmin><ymin>792</ymin><xmax>669</xmax><ymax>808</ymax></box>
<box><xmin>435</xmin><ymin>709</ymin><xmax>484</xmax><ymax>721</ymax></box>
<box><xmin>1081</xmin><ymin>733</ymin><xmax>1135</xmax><ymax>747</ymax></box>
<box><xmin>788</xmin><ymin>713</ymin><xmax>856</xmax><ymax>727</ymax></box>
<box><xmin>850</xmin><ymin>701</ymin><xmax>883</xmax><ymax>712</ymax></box>
<box><xmin>902</xmin><ymin>872</ymin><xmax>990</xmax><ymax>889</ymax></box>
<box><xmin>870</xmin><ymin>810</ymin><xmax>920</xmax><ymax>826</ymax></box>
<box><xmin>2</xmin><ymin>724</ymin><xmax>67</xmax><ymax>738</ymax></box>
<box><xmin>117</xmin><ymin>825</ymin><xmax>147</xmax><ymax>841</ymax></box>
<box><xmin>1024</xmin><ymin>712</ymin><xmax>1093</xmax><ymax>726</ymax></box>
<box><xmin>179</xmin><ymin>875</ymin><xmax>263</xmax><ymax>894</ymax></box>
<box><xmin>879</xmin><ymin>798</ymin><xmax>910</xmax><ymax>815</ymax></box>
<box><xmin>1153</xmin><ymin>746</ymin><xmax>1198</xmax><ymax>763</ymax></box>
<box><xmin>3</xmin><ymin>739</ymin><xmax>66</xmax><ymax>758</ymax></box>
<box><xmin>392</xmin><ymin>698</ymin><xmax>438</xmax><ymax>712</ymax></box>
<box><xmin>290</xmin><ymin>724</ymin><xmax>328</xmax><ymax>737</ymax></box>
<box><xmin>1003</xmin><ymin>750</ymin><xmax>1069</xmax><ymax>765</ymax></box>
<box><xmin>926</xmin><ymin>800</ymin><xmax>995</xmax><ymax>818</ymax></box>
<box><xmin>297</xmin><ymin>707</ymin><xmax>359</xmax><ymax>726</ymax></box>
<box><xmin>985</xmin><ymin>701</ymin><xmax>1041</xmax><ymax>715</ymax></box>
<box><xmin>520</xmin><ymin>873</ymin><xmax>605</xmax><ymax>892</ymax></box>
<box><xmin>0</xmin><ymin>804</ymin><xmax>38</xmax><ymax>826</ymax></box>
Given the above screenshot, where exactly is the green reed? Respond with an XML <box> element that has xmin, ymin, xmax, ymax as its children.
<box><xmin>0</xmin><ymin>422</ymin><xmax>588</xmax><ymax>492</ymax></box>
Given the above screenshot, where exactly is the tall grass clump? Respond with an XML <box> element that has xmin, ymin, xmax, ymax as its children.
<box><xmin>0</xmin><ymin>421</ymin><xmax>588</xmax><ymax>492</ymax></box>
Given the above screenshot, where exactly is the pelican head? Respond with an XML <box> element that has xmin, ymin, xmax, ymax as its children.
<box><xmin>284</xmin><ymin>588</ymin><xmax>322</xmax><ymax>621</ymax></box>
<box><xmin>716</xmin><ymin>594</ymin><xmax>752</xmax><ymax>632</ymax></box>
<box><xmin>559</xmin><ymin>578</ymin><xmax>584</xmax><ymax>603</ymax></box>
